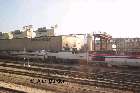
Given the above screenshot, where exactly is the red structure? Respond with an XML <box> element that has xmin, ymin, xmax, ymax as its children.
<box><xmin>93</xmin><ymin>33</ymin><xmax>112</xmax><ymax>51</ymax></box>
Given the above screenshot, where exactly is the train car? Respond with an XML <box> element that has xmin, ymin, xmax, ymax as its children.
<box><xmin>7</xmin><ymin>50</ymin><xmax>140</xmax><ymax>67</ymax></box>
<box><xmin>91</xmin><ymin>51</ymin><xmax>140</xmax><ymax>67</ymax></box>
<box><xmin>9</xmin><ymin>50</ymin><xmax>88</xmax><ymax>64</ymax></box>
<box><xmin>104</xmin><ymin>56</ymin><xmax>140</xmax><ymax>67</ymax></box>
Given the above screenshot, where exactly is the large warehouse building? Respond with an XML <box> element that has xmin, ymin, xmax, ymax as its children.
<box><xmin>0</xmin><ymin>35</ymin><xmax>84</xmax><ymax>52</ymax></box>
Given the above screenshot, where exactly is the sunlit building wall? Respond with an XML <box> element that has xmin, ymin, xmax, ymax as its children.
<box><xmin>62</xmin><ymin>35</ymin><xmax>84</xmax><ymax>51</ymax></box>
<box><xmin>0</xmin><ymin>35</ymin><xmax>84</xmax><ymax>52</ymax></box>
<box><xmin>87</xmin><ymin>34</ymin><xmax>93</xmax><ymax>51</ymax></box>
<box><xmin>12</xmin><ymin>25</ymin><xmax>35</xmax><ymax>39</ymax></box>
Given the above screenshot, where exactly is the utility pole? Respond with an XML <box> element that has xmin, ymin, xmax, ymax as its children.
<box><xmin>85</xmin><ymin>43</ymin><xmax>88</xmax><ymax>64</ymax></box>
<box><xmin>23</xmin><ymin>47</ymin><xmax>30</xmax><ymax>67</ymax></box>
<box><xmin>27</xmin><ymin>57</ymin><xmax>30</xmax><ymax>67</ymax></box>
<box><xmin>23</xmin><ymin>47</ymin><xmax>26</xmax><ymax>67</ymax></box>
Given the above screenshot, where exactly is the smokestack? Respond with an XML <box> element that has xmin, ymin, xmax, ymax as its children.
<box><xmin>87</xmin><ymin>34</ymin><xmax>93</xmax><ymax>51</ymax></box>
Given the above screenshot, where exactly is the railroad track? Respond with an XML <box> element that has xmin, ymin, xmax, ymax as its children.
<box><xmin>0</xmin><ymin>67</ymin><xmax>139</xmax><ymax>92</ymax></box>
<box><xmin>1</xmin><ymin>59</ymin><xmax>140</xmax><ymax>75</ymax></box>
<box><xmin>0</xmin><ymin>87</ymin><xmax>26</xmax><ymax>93</ymax></box>
<box><xmin>0</xmin><ymin>61</ymin><xmax>140</xmax><ymax>92</ymax></box>
<box><xmin>0</xmin><ymin>59</ymin><xmax>78</xmax><ymax>71</ymax></box>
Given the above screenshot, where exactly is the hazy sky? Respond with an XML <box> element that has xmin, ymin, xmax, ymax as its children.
<box><xmin>0</xmin><ymin>0</ymin><xmax>140</xmax><ymax>37</ymax></box>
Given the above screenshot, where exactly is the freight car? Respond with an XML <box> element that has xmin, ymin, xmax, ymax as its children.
<box><xmin>2</xmin><ymin>50</ymin><xmax>140</xmax><ymax>67</ymax></box>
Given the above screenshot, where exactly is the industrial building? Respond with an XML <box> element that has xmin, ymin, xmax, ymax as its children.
<box><xmin>0</xmin><ymin>32</ymin><xmax>5</xmax><ymax>39</ymax></box>
<box><xmin>11</xmin><ymin>25</ymin><xmax>34</xmax><ymax>39</ymax></box>
<box><xmin>35</xmin><ymin>27</ymin><xmax>55</xmax><ymax>37</ymax></box>
<box><xmin>0</xmin><ymin>35</ymin><xmax>85</xmax><ymax>52</ymax></box>
<box><xmin>87</xmin><ymin>32</ymin><xmax>112</xmax><ymax>51</ymax></box>
<box><xmin>0</xmin><ymin>25</ymin><xmax>56</xmax><ymax>39</ymax></box>
<box><xmin>112</xmin><ymin>38</ymin><xmax>140</xmax><ymax>55</ymax></box>
<box><xmin>0</xmin><ymin>25</ymin><xmax>113</xmax><ymax>52</ymax></box>
<box><xmin>0</xmin><ymin>32</ymin><xmax>13</xmax><ymax>39</ymax></box>
<box><xmin>0</xmin><ymin>25</ymin><xmax>35</xmax><ymax>39</ymax></box>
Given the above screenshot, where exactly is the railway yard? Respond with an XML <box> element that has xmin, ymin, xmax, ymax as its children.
<box><xmin>1</xmin><ymin>0</ymin><xmax>140</xmax><ymax>92</ymax></box>
<box><xmin>0</xmin><ymin>58</ymin><xmax>140</xmax><ymax>93</ymax></box>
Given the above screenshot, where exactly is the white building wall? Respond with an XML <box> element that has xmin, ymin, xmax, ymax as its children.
<box><xmin>87</xmin><ymin>34</ymin><xmax>93</xmax><ymax>51</ymax></box>
<box><xmin>62</xmin><ymin>35</ymin><xmax>84</xmax><ymax>51</ymax></box>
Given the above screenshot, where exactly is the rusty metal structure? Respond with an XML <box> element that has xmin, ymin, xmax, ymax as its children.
<box><xmin>93</xmin><ymin>32</ymin><xmax>112</xmax><ymax>51</ymax></box>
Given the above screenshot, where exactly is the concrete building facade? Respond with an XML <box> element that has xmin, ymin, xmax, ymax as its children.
<box><xmin>0</xmin><ymin>35</ymin><xmax>84</xmax><ymax>52</ymax></box>
<box><xmin>62</xmin><ymin>34</ymin><xmax>85</xmax><ymax>51</ymax></box>
<box><xmin>11</xmin><ymin>25</ymin><xmax>35</xmax><ymax>39</ymax></box>
<box><xmin>112</xmin><ymin>38</ymin><xmax>140</xmax><ymax>54</ymax></box>
<box><xmin>0</xmin><ymin>32</ymin><xmax>5</xmax><ymax>39</ymax></box>
<box><xmin>35</xmin><ymin>27</ymin><xmax>54</xmax><ymax>37</ymax></box>
<box><xmin>0</xmin><ymin>36</ymin><xmax>61</xmax><ymax>51</ymax></box>
<box><xmin>87</xmin><ymin>34</ymin><xmax>93</xmax><ymax>51</ymax></box>
<box><xmin>12</xmin><ymin>30</ymin><xmax>24</xmax><ymax>38</ymax></box>
<box><xmin>0</xmin><ymin>32</ymin><xmax>13</xmax><ymax>39</ymax></box>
